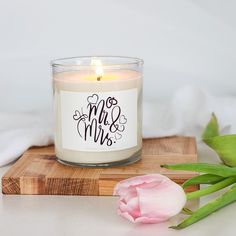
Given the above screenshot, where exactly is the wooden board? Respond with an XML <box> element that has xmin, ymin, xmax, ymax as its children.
<box><xmin>2</xmin><ymin>136</ymin><xmax>198</xmax><ymax>195</ymax></box>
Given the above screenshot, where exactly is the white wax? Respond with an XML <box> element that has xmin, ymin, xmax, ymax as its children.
<box><xmin>53</xmin><ymin>70</ymin><xmax>142</xmax><ymax>164</ymax></box>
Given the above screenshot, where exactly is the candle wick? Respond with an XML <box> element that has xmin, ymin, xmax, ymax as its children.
<box><xmin>97</xmin><ymin>76</ymin><xmax>102</xmax><ymax>81</ymax></box>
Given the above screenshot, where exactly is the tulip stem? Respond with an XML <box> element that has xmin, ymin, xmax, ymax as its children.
<box><xmin>182</xmin><ymin>208</ymin><xmax>194</xmax><ymax>215</ymax></box>
<box><xmin>186</xmin><ymin>176</ymin><xmax>236</xmax><ymax>200</ymax></box>
<box><xmin>171</xmin><ymin>184</ymin><xmax>236</xmax><ymax>229</ymax></box>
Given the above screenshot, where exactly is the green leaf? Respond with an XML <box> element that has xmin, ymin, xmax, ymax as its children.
<box><xmin>161</xmin><ymin>163</ymin><xmax>236</xmax><ymax>177</ymax></box>
<box><xmin>202</xmin><ymin>113</ymin><xmax>219</xmax><ymax>140</ymax></box>
<box><xmin>182</xmin><ymin>174</ymin><xmax>225</xmax><ymax>188</ymax></box>
<box><xmin>204</xmin><ymin>135</ymin><xmax>236</xmax><ymax>167</ymax></box>
<box><xmin>186</xmin><ymin>176</ymin><xmax>236</xmax><ymax>200</ymax></box>
<box><xmin>171</xmin><ymin>184</ymin><xmax>236</xmax><ymax>229</ymax></box>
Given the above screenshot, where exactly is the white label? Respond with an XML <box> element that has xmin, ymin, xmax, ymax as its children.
<box><xmin>60</xmin><ymin>89</ymin><xmax>138</xmax><ymax>152</ymax></box>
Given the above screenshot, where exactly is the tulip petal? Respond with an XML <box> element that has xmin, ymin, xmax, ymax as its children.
<box><xmin>134</xmin><ymin>216</ymin><xmax>166</xmax><ymax>224</ymax></box>
<box><xmin>119</xmin><ymin>197</ymin><xmax>140</xmax><ymax>218</ymax></box>
<box><xmin>114</xmin><ymin>174</ymin><xmax>169</xmax><ymax>192</ymax></box>
<box><xmin>136</xmin><ymin>179</ymin><xmax>186</xmax><ymax>220</ymax></box>
<box><xmin>117</xmin><ymin>209</ymin><xmax>135</xmax><ymax>223</ymax></box>
<box><xmin>115</xmin><ymin>186</ymin><xmax>137</xmax><ymax>203</ymax></box>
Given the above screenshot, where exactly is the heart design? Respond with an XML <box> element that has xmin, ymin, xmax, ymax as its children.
<box><xmin>109</xmin><ymin>97</ymin><xmax>118</xmax><ymax>106</ymax></box>
<box><xmin>119</xmin><ymin>115</ymin><xmax>127</xmax><ymax>124</ymax></box>
<box><xmin>87</xmin><ymin>94</ymin><xmax>99</xmax><ymax>104</ymax></box>
<box><xmin>118</xmin><ymin>125</ymin><xmax>125</xmax><ymax>132</ymax></box>
<box><xmin>115</xmin><ymin>132</ymin><xmax>122</xmax><ymax>140</ymax></box>
<box><xmin>73</xmin><ymin>110</ymin><xmax>81</xmax><ymax>120</ymax></box>
<box><xmin>106</xmin><ymin>97</ymin><xmax>118</xmax><ymax>108</ymax></box>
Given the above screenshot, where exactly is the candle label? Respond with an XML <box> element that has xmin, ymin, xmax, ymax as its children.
<box><xmin>60</xmin><ymin>89</ymin><xmax>138</xmax><ymax>151</ymax></box>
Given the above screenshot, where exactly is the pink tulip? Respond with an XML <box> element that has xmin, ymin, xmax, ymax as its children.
<box><xmin>114</xmin><ymin>174</ymin><xmax>186</xmax><ymax>224</ymax></box>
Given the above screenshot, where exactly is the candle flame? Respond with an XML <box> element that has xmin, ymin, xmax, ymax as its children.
<box><xmin>91</xmin><ymin>58</ymin><xmax>103</xmax><ymax>81</ymax></box>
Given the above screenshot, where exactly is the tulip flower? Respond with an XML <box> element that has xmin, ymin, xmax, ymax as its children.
<box><xmin>202</xmin><ymin>113</ymin><xmax>236</xmax><ymax>167</ymax></box>
<box><xmin>114</xmin><ymin>174</ymin><xmax>186</xmax><ymax>224</ymax></box>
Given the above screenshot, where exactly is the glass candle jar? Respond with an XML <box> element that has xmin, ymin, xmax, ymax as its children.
<box><xmin>51</xmin><ymin>56</ymin><xmax>143</xmax><ymax>167</ymax></box>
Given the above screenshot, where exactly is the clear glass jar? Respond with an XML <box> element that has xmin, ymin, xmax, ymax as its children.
<box><xmin>51</xmin><ymin>56</ymin><xmax>143</xmax><ymax>167</ymax></box>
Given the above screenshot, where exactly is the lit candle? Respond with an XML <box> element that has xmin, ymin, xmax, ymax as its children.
<box><xmin>52</xmin><ymin>56</ymin><xmax>143</xmax><ymax>167</ymax></box>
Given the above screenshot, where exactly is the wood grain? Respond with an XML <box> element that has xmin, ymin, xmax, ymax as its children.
<box><xmin>2</xmin><ymin>136</ymin><xmax>199</xmax><ymax>195</ymax></box>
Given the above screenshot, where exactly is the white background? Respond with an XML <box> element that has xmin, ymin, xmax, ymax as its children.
<box><xmin>0</xmin><ymin>0</ymin><xmax>236</xmax><ymax>112</ymax></box>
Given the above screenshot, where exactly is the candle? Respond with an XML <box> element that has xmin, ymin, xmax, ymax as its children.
<box><xmin>52</xmin><ymin>56</ymin><xmax>143</xmax><ymax>167</ymax></box>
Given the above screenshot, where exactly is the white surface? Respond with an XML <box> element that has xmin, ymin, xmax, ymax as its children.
<box><xmin>0</xmin><ymin>144</ymin><xmax>236</xmax><ymax>236</ymax></box>
<box><xmin>1</xmin><ymin>0</ymin><xmax>236</xmax><ymax>112</ymax></box>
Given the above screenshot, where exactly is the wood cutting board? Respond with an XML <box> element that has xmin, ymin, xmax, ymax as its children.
<box><xmin>2</xmin><ymin>136</ymin><xmax>198</xmax><ymax>195</ymax></box>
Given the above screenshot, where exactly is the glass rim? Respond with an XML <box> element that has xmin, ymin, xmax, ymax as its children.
<box><xmin>51</xmin><ymin>55</ymin><xmax>144</xmax><ymax>68</ymax></box>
